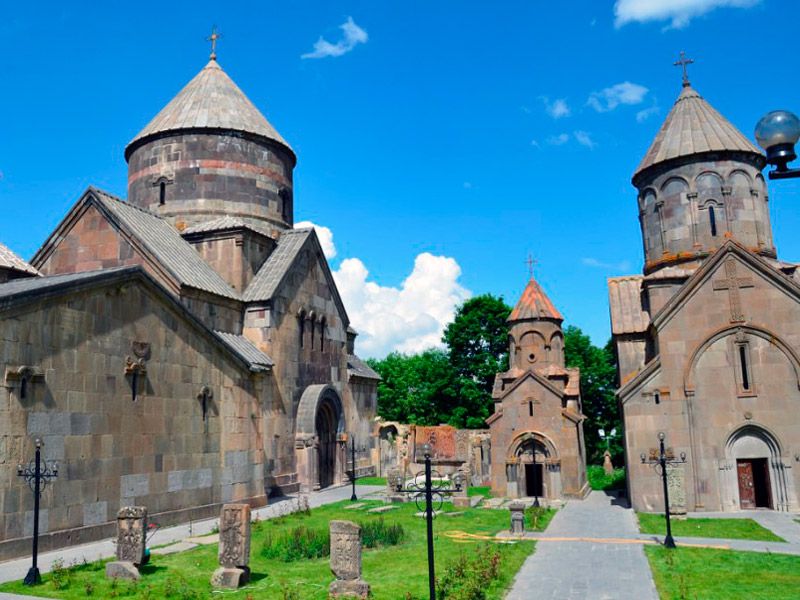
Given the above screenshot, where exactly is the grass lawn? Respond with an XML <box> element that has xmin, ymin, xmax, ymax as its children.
<box><xmin>637</xmin><ymin>513</ymin><xmax>785</xmax><ymax>542</ymax></box>
<box><xmin>468</xmin><ymin>485</ymin><xmax>492</xmax><ymax>498</ymax></box>
<box><xmin>587</xmin><ymin>465</ymin><xmax>626</xmax><ymax>491</ymax></box>
<box><xmin>354</xmin><ymin>476</ymin><xmax>386</xmax><ymax>486</ymax></box>
<box><xmin>0</xmin><ymin>500</ymin><xmax>536</xmax><ymax>599</ymax></box>
<box><xmin>645</xmin><ymin>545</ymin><xmax>800</xmax><ymax>599</ymax></box>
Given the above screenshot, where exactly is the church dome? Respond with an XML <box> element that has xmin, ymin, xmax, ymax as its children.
<box><xmin>125</xmin><ymin>58</ymin><xmax>296</xmax><ymax>234</ymax></box>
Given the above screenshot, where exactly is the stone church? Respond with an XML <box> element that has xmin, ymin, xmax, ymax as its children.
<box><xmin>488</xmin><ymin>276</ymin><xmax>589</xmax><ymax>500</ymax></box>
<box><xmin>0</xmin><ymin>54</ymin><xmax>379</xmax><ymax>559</ymax></box>
<box><xmin>610</xmin><ymin>77</ymin><xmax>800</xmax><ymax>513</ymax></box>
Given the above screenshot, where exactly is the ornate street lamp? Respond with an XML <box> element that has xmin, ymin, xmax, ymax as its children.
<box><xmin>394</xmin><ymin>443</ymin><xmax>463</xmax><ymax>600</ymax></box>
<box><xmin>755</xmin><ymin>110</ymin><xmax>800</xmax><ymax>179</ymax></box>
<box><xmin>531</xmin><ymin>447</ymin><xmax>540</xmax><ymax>508</ymax></box>
<box><xmin>640</xmin><ymin>432</ymin><xmax>686</xmax><ymax>549</ymax></box>
<box><xmin>348</xmin><ymin>435</ymin><xmax>366</xmax><ymax>502</ymax></box>
<box><xmin>17</xmin><ymin>438</ymin><xmax>59</xmax><ymax>585</ymax></box>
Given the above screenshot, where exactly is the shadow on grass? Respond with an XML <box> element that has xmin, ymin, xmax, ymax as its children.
<box><xmin>139</xmin><ymin>563</ymin><xmax>167</xmax><ymax>575</ymax></box>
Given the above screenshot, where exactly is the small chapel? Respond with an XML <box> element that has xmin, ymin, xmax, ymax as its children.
<box><xmin>488</xmin><ymin>276</ymin><xmax>589</xmax><ymax>500</ymax></box>
<box><xmin>0</xmin><ymin>50</ymin><xmax>378</xmax><ymax>559</ymax></box>
<box><xmin>609</xmin><ymin>67</ymin><xmax>800</xmax><ymax>513</ymax></box>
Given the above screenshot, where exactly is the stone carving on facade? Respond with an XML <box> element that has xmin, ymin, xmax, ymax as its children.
<box><xmin>329</xmin><ymin>520</ymin><xmax>370</xmax><ymax>598</ymax></box>
<box><xmin>666</xmin><ymin>465</ymin><xmax>687</xmax><ymax>515</ymax></box>
<box><xmin>211</xmin><ymin>503</ymin><xmax>251</xmax><ymax>588</ymax></box>
<box><xmin>105</xmin><ymin>506</ymin><xmax>147</xmax><ymax>581</ymax></box>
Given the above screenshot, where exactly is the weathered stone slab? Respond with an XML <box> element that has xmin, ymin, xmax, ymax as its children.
<box><xmin>218</xmin><ymin>503</ymin><xmax>251</xmax><ymax>569</ymax></box>
<box><xmin>366</xmin><ymin>505</ymin><xmax>397</xmax><ymax>514</ymax></box>
<box><xmin>211</xmin><ymin>566</ymin><xmax>250</xmax><ymax>588</ymax></box>
<box><xmin>344</xmin><ymin>503</ymin><xmax>367</xmax><ymax>510</ymax></box>
<box><xmin>105</xmin><ymin>561</ymin><xmax>140</xmax><ymax>581</ymax></box>
<box><xmin>115</xmin><ymin>506</ymin><xmax>147</xmax><ymax>565</ymax></box>
<box><xmin>667</xmin><ymin>465</ymin><xmax>687</xmax><ymax>515</ymax></box>
<box><xmin>329</xmin><ymin>579</ymin><xmax>371</xmax><ymax>599</ymax></box>
<box><xmin>330</xmin><ymin>520</ymin><xmax>362</xmax><ymax>580</ymax></box>
<box><xmin>509</xmin><ymin>501</ymin><xmax>526</xmax><ymax>535</ymax></box>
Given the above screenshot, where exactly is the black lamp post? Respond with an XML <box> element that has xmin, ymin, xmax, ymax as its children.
<box><xmin>350</xmin><ymin>435</ymin><xmax>358</xmax><ymax>502</ymax></box>
<box><xmin>17</xmin><ymin>438</ymin><xmax>59</xmax><ymax>585</ymax></box>
<box><xmin>640</xmin><ymin>432</ymin><xmax>686</xmax><ymax>549</ymax></box>
<box><xmin>531</xmin><ymin>448</ymin><xmax>540</xmax><ymax>508</ymax></box>
<box><xmin>394</xmin><ymin>443</ymin><xmax>463</xmax><ymax>600</ymax></box>
<box><xmin>755</xmin><ymin>110</ymin><xmax>800</xmax><ymax>179</ymax></box>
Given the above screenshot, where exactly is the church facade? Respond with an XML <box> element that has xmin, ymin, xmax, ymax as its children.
<box><xmin>488</xmin><ymin>277</ymin><xmax>589</xmax><ymax>500</ymax></box>
<box><xmin>0</xmin><ymin>55</ymin><xmax>378</xmax><ymax>559</ymax></box>
<box><xmin>610</xmin><ymin>79</ymin><xmax>800</xmax><ymax>513</ymax></box>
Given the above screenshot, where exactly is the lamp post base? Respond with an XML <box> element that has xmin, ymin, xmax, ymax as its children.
<box><xmin>23</xmin><ymin>567</ymin><xmax>41</xmax><ymax>586</ymax></box>
<box><xmin>664</xmin><ymin>535</ymin><xmax>676</xmax><ymax>549</ymax></box>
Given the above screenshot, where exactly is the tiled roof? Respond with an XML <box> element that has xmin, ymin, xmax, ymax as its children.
<box><xmin>214</xmin><ymin>331</ymin><xmax>273</xmax><ymax>372</ymax></box>
<box><xmin>0</xmin><ymin>242</ymin><xmax>39</xmax><ymax>276</ymax></box>
<box><xmin>90</xmin><ymin>188</ymin><xmax>239</xmax><ymax>299</ymax></box>
<box><xmin>608</xmin><ymin>276</ymin><xmax>650</xmax><ymax>335</ymax></box>
<box><xmin>0</xmin><ymin>267</ymin><xmax>132</xmax><ymax>303</ymax></box>
<box><xmin>127</xmin><ymin>59</ymin><xmax>292</xmax><ymax>157</ymax></box>
<box><xmin>509</xmin><ymin>277</ymin><xmax>563</xmax><ymax>321</ymax></box>
<box><xmin>181</xmin><ymin>216</ymin><xmax>272</xmax><ymax>238</ymax></box>
<box><xmin>347</xmin><ymin>354</ymin><xmax>381</xmax><ymax>380</ymax></box>
<box><xmin>243</xmin><ymin>228</ymin><xmax>312</xmax><ymax>302</ymax></box>
<box><xmin>634</xmin><ymin>85</ymin><xmax>763</xmax><ymax>179</ymax></box>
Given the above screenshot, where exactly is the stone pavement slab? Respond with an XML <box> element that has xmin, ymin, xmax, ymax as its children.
<box><xmin>506</xmin><ymin>491</ymin><xmax>658</xmax><ymax>600</ymax></box>
<box><xmin>0</xmin><ymin>484</ymin><xmax>383</xmax><ymax>585</ymax></box>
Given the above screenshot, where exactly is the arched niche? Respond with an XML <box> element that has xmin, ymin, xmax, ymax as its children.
<box><xmin>661</xmin><ymin>177</ymin><xmax>688</xmax><ymax>197</ymax></box>
<box><xmin>518</xmin><ymin>331</ymin><xmax>546</xmax><ymax>366</ymax></box>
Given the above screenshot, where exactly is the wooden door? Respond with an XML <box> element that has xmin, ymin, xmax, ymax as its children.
<box><xmin>737</xmin><ymin>460</ymin><xmax>756</xmax><ymax>509</ymax></box>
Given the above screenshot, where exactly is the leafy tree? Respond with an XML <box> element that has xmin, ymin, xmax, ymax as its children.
<box><xmin>442</xmin><ymin>294</ymin><xmax>512</xmax><ymax>426</ymax></box>
<box><xmin>366</xmin><ymin>349</ymin><xmax>457</xmax><ymax>426</ymax></box>
<box><xmin>563</xmin><ymin>326</ymin><xmax>622</xmax><ymax>465</ymax></box>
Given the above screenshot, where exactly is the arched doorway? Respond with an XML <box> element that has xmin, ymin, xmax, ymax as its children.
<box><xmin>726</xmin><ymin>425</ymin><xmax>791</xmax><ymax>511</ymax></box>
<box><xmin>295</xmin><ymin>384</ymin><xmax>345</xmax><ymax>492</ymax></box>
<box><xmin>506</xmin><ymin>432</ymin><xmax>561</xmax><ymax>499</ymax></box>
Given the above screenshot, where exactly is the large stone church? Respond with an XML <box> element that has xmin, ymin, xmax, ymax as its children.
<box><xmin>610</xmin><ymin>77</ymin><xmax>800</xmax><ymax>513</ymax></box>
<box><xmin>0</xmin><ymin>54</ymin><xmax>378</xmax><ymax>559</ymax></box>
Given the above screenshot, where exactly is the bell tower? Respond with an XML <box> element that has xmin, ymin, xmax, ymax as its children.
<box><xmin>507</xmin><ymin>276</ymin><xmax>565</xmax><ymax>373</ymax></box>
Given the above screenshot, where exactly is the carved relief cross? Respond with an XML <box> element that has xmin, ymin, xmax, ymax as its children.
<box><xmin>712</xmin><ymin>257</ymin><xmax>753</xmax><ymax>323</ymax></box>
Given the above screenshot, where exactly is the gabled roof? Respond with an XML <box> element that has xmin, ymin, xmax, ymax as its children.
<box><xmin>509</xmin><ymin>277</ymin><xmax>563</xmax><ymax>322</ymax></box>
<box><xmin>126</xmin><ymin>59</ymin><xmax>293</xmax><ymax>160</ymax></box>
<box><xmin>181</xmin><ymin>216</ymin><xmax>272</xmax><ymax>239</ymax></box>
<box><xmin>634</xmin><ymin>84</ymin><xmax>764</xmax><ymax>181</ymax></box>
<box><xmin>0</xmin><ymin>266</ymin><xmax>268</xmax><ymax>374</ymax></box>
<box><xmin>347</xmin><ymin>354</ymin><xmax>381</xmax><ymax>381</ymax></box>
<box><xmin>0</xmin><ymin>242</ymin><xmax>39</xmax><ymax>276</ymax></box>
<box><xmin>242</xmin><ymin>228</ymin><xmax>349</xmax><ymax>325</ymax></box>
<box><xmin>608</xmin><ymin>275</ymin><xmax>650</xmax><ymax>335</ymax></box>
<box><xmin>32</xmin><ymin>188</ymin><xmax>239</xmax><ymax>300</ymax></box>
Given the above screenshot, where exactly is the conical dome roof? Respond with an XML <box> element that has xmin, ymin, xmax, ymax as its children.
<box><xmin>508</xmin><ymin>277</ymin><xmax>563</xmax><ymax>322</ymax></box>
<box><xmin>633</xmin><ymin>84</ymin><xmax>763</xmax><ymax>182</ymax></box>
<box><xmin>125</xmin><ymin>59</ymin><xmax>293</xmax><ymax>159</ymax></box>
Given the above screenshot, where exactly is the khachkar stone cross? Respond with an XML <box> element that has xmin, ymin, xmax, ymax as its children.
<box><xmin>329</xmin><ymin>520</ymin><xmax>370</xmax><ymax>599</ymax></box>
<box><xmin>211</xmin><ymin>503</ymin><xmax>251</xmax><ymax>589</ymax></box>
<box><xmin>674</xmin><ymin>50</ymin><xmax>694</xmax><ymax>87</ymax></box>
<box><xmin>106</xmin><ymin>507</ymin><xmax>147</xmax><ymax>581</ymax></box>
<box><xmin>713</xmin><ymin>257</ymin><xmax>754</xmax><ymax>323</ymax></box>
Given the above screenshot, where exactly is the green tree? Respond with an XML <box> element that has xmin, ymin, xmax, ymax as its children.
<box><xmin>563</xmin><ymin>326</ymin><xmax>622</xmax><ymax>465</ymax></box>
<box><xmin>367</xmin><ymin>349</ymin><xmax>458</xmax><ymax>426</ymax></box>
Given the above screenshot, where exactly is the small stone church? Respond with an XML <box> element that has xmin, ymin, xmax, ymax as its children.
<box><xmin>610</xmin><ymin>76</ymin><xmax>800</xmax><ymax>513</ymax></box>
<box><xmin>488</xmin><ymin>276</ymin><xmax>589</xmax><ymax>500</ymax></box>
<box><xmin>0</xmin><ymin>54</ymin><xmax>379</xmax><ymax>559</ymax></box>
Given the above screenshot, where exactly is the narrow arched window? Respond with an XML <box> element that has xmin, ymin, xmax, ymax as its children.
<box><xmin>528</xmin><ymin>401</ymin><xmax>533</xmax><ymax>417</ymax></box>
<box><xmin>739</xmin><ymin>345</ymin><xmax>750</xmax><ymax>391</ymax></box>
<box><xmin>709</xmin><ymin>206</ymin><xmax>718</xmax><ymax>237</ymax></box>
<box><xmin>159</xmin><ymin>181</ymin><xmax>166</xmax><ymax>205</ymax></box>
<box><xmin>310</xmin><ymin>319</ymin><xmax>315</xmax><ymax>350</ymax></box>
<box><xmin>298</xmin><ymin>313</ymin><xmax>306</xmax><ymax>348</ymax></box>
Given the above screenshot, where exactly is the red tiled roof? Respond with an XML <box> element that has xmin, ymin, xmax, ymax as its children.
<box><xmin>509</xmin><ymin>277</ymin><xmax>563</xmax><ymax>321</ymax></box>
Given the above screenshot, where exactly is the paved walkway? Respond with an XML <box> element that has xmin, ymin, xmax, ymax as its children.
<box><xmin>0</xmin><ymin>484</ymin><xmax>383</xmax><ymax>592</ymax></box>
<box><xmin>506</xmin><ymin>491</ymin><xmax>659</xmax><ymax>600</ymax></box>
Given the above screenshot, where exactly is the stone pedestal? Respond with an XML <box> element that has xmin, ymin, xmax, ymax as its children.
<box><xmin>211</xmin><ymin>503</ymin><xmax>251</xmax><ymax>589</ymax></box>
<box><xmin>509</xmin><ymin>501</ymin><xmax>526</xmax><ymax>535</ymax></box>
<box><xmin>106</xmin><ymin>506</ymin><xmax>147</xmax><ymax>581</ymax></box>
<box><xmin>329</xmin><ymin>520</ymin><xmax>370</xmax><ymax>598</ymax></box>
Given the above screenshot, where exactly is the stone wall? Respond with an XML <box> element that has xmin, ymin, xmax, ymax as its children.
<box><xmin>184</xmin><ymin>229</ymin><xmax>275</xmax><ymax>293</ymax></box>
<box><xmin>126</xmin><ymin>133</ymin><xmax>294</xmax><ymax>233</ymax></box>
<box><xmin>0</xmin><ymin>276</ymin><xmax>268</xmax><ymax>560</ymax></box>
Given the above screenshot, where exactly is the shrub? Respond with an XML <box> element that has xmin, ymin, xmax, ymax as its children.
<box><xmin>261</xmin><ymin>526</ymin><xmax>330</xmax><ymax>562</ymax></box>
<box><xmin>525</xmin><ymin>505</ymin><xmax>547</xmax><ymax>529</ymax></box>
<box><xmin>360</xmin><ymin>517</ymin><xmax>405</xmax><ymax>548</ymax></box>
<box><xmin>50</xmin><ymin>558</ymin><xmax>70</xmax><ymax>590</ymax></box>
<box><xmin>587</xmin><ymin>465</ymin><xmax>626</xmax><ymax>491</ymax></box>
<box><xmin>435</xmin><ymin>544</ymin><xmax>502</xmax><ymax>600</ymax></box>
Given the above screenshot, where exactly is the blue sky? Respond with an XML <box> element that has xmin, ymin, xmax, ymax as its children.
<box><xmin>1</xmin><ymin>1</ymin><xmax>799</xmax><ymax>357</ymax></box>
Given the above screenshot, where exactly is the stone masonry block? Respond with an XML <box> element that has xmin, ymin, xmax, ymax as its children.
<box><xmin>83</xmin><ymin>501</ymin><xmax>108</xmax><ymax>526</ymax></box>
<box><xmin>24</xmin><ymin>509</ymin><xmax>48</xmax><ymax>537</ymax></box>
<box><xmin>120</xmin><ymin>474</ymin><xmax>149</xmax><ymax>498</ymax></box>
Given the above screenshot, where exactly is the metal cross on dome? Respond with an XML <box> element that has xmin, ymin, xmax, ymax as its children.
<box><xmin>207</xmin><ymin>26</ymin><xmax>221</xmax><ymax>60</ymax></box>
<box><xmin>674</xmin><ymin>51</ymin><xmax>694</xmax><ymax>87</ymax></box>
<box><xmin>525</xmin><ymin>253</ymin><xmax>538</xmax><ymax>279</ymax></box>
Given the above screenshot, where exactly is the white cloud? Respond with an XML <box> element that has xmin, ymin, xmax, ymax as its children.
<box><xmin>636</xmin><ymin>105</ymin><xmax>661</xmax><ymax>123</ymax></box>
<box><xmin>301</xmin><ymin>17</ymin><xmax>368</xmax><ymax>59</ymax></box>
<box><xmin>614</xmin><ymin>0</ymin><xmax>760</xmax><ymax>29</ymax></box>
<box><xmin>547</xmin><ymin>133</ymin><xmax>570</xmax><ymax>146</ymax></box>
<box><xmin>295</xmin><ymin>220</ymin><xmax>337</xmax><ymax>259</ymax></box>
<box><xmin>588</xmin><ymin>82</ymin><xmax>649</xmax><ymax>112</ymax></box>
<box><xmin>530</xmin><ymin>139</ymin><xmax>541</xmax><ymax>148</ymax></box>
<box><xmin>582</xmin><ymin>257</ymin><xmax>631</xmax><ymax>271</ymax></box>
<box><xmin>334</xmin><ymin>253</ymin><xmax>471</xmax><ymax>358</ymax></box>
<box><xmin>574</xmin><ymin>130</ymin><xmax>597</xmax><ymax>149</ymax></box>
<box><xmin>540</xmin><ymin>97</ymin><xmax>571</xmax><ymax>119</ymax></box>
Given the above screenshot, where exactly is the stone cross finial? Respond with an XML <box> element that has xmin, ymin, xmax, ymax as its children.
<box><xmin>674</xmin><ymin>51</ymin><xmax>694</xmax><ymax>87</ymax></box>
<box><xmin>208</xmin><ymin>26</ymin><xmax>221</xmax><ymax>61</ymax></box>
<box><xmin>525</xmin><ymin>254</ymin><xmax>538</xmax><ymax>279</ymax></box>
